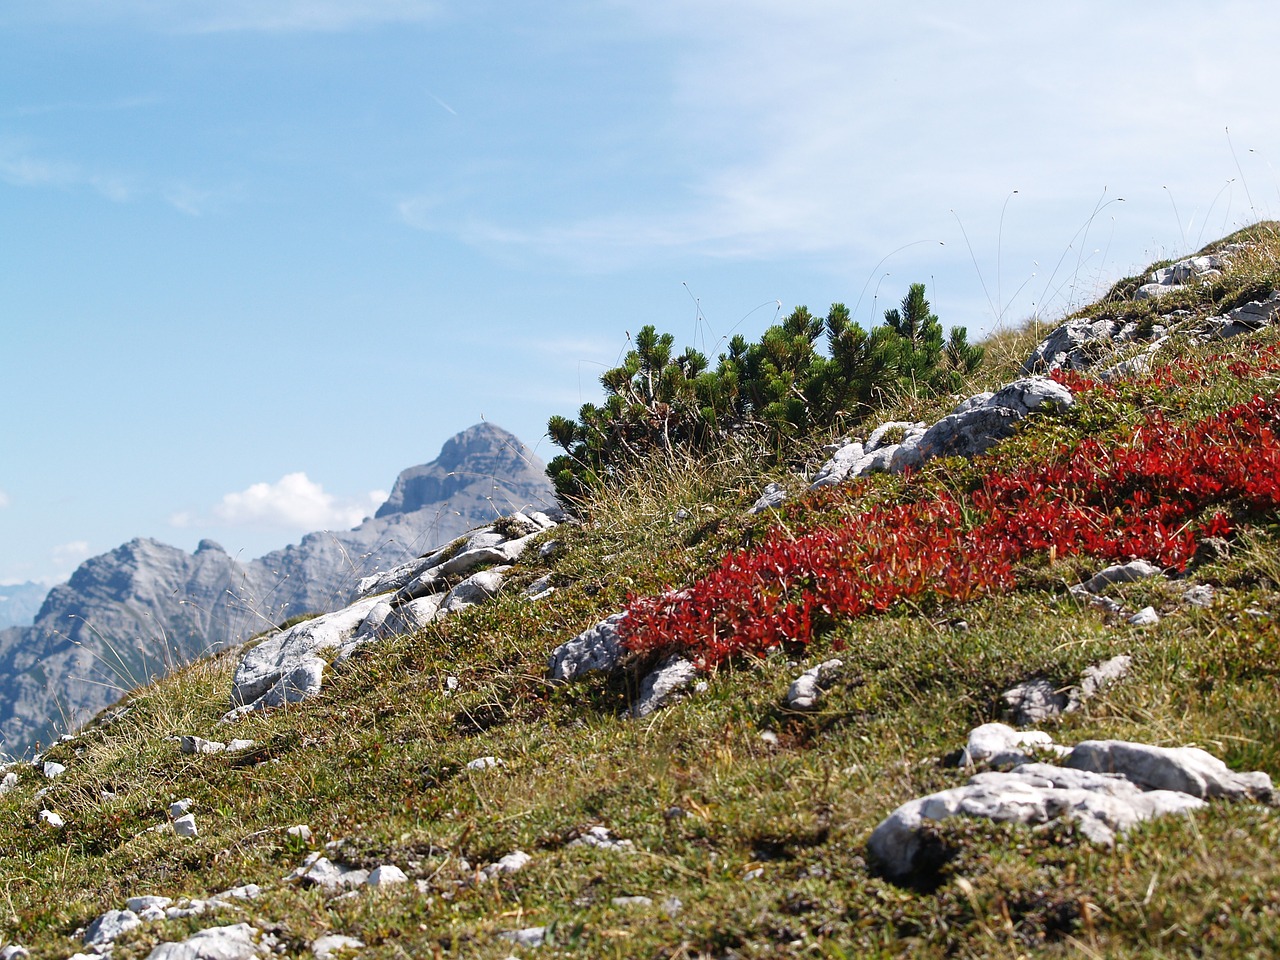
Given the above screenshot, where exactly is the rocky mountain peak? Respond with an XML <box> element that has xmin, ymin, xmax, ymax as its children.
<box><xmin>375</xmin><ymin>422</ymin><xmax>548</xmax><ymax>519</ymax></box>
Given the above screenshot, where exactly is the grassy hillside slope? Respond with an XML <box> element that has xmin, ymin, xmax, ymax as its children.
<box><xmin>2</xmin><ymin>225</ymin><xmax>1279</xmax><ymax>959</ymax></box>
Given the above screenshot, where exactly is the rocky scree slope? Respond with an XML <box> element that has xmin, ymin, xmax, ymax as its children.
<box><xmin>3</xmin><ymin>227</ymin><xmax>1280</xmax><ymax>959</ymax></box>
<box><xmin>0</xmin><ymin>422</ymin><xmax>554</xmax><ymax>755</ymax></box>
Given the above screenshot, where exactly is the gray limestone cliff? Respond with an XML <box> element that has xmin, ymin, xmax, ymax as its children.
<box><xmin>0</xmin><ymin>422</ymin><xmax>554</xmax><ymax>755</ymax></box>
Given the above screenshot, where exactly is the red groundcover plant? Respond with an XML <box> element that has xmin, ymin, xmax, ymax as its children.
<box><xmin>619</xmin><ymin>375</ymin><xmax>1280</xmax><ymax>669</ymax></box>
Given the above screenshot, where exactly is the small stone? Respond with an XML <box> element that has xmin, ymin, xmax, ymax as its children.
<box><xmin>960</xmin><ymin>722</ymin><xmax>1065</xmax><ymax>767</ymax></box>
<box><xmin>759</xmin><ymin>730</ymin><xmax>779</xmax><ymax>745</ymax></box>
<box><xmin>611</xmin><ymin>895</ymin><xmax>653</xmax><ymax>908</ymax></box>
<box><xmin>661</xmin><ymin>896</ymin><xmax>683</xmax><ymax>917</ymax></box>
<box><xmin>1181</xmin><ymin>584</ymin><xmax>1216</xmax><ymax>608</ymax></box>
<box><xmin>1079</xmin><ymin>560</ymin><xmax>1163</xmax><ymax>594</ymax></box>
<box><xmin>1003</xmin><ymin>678</ymin><xmax>1071</xmax><ymax>725</ymax></box>
<box><xmin>84</xmin><ymin>909</ymin><xmax>141</xmax><ymax>946</ymax></box>
<box><xmin>38</xmin><ymin>809</ymin><xmax>63</xmax><ymax>829</ymax></box>
<box><xmin>497</xmin><ymin>928</ymin><xmax>545</xmax><ymax>948</ymax></box>
<box><xmin>749</xmin><ymin>482</ymin><xmax>789</xmax><ymax>514</ymax></box>
<box><xmin>0</xmin><ymin>945</ymin><xmax>31</xmax><ymax>960</ymax></box>
<box><xmin>127</xmin><ymin>896</ymin><xmax>173</xmax><ymax>912</ymax></box>
<box><xmin>173</xmin><ymin>814</ymin><xmax>198</xmax><ymax>838</ymax></box>
<box><xmin>292</xmin><ymin>854</ymin><xmax>370</xmax><ymax>891</ymax></box>
<box><xmin>366</xmin><ymin>865</ymin><xmax>408</xmax><ymax>887</ymax></box>
<box><xmin>466</xmin><ymin>756</ymin><xmax>504</xmax><ymax>770</ymax></box>
<box><xmin>212</xmin><ymin>884</ymin><xmax>261</xmax><ymax>901</ymax></box>
<box><xmin>0</xmin><ymin>771</ymin><xmax>17</xmax><ymax>794</ymax></box>
<box><xmin>312</xmin><ymin>934</ymin><xmax>365</xmax><ymax>959</ymax></box>
<box><xmin>743</xmin><ymin>867</ymin><xmax>764</xmax><ymax>881</ymax></box>
<box><xmin>786</xmin><ymin>658</ymin><xmax>843</xmax><ymax>710</ymax></box>
<box><xmin>180</xmin><ymin>736</ymin><xmax>226</xmax><ymax>755</ymax></box>
<box><xmin>145</xmin><ymin>923</ymin><xmax>260</xmax><ymax>960</ymax></box>
<box><xmin>479</xmin><ymin>850</ymin><xmax>531</xmax><ymax>881</ymax></box>
<box><xmin>568</xmin><ymin>826</ymin><xmax>634</xmax><ymax>852</ymax></box>
<box><xmin>170</xmin><ymin>798</ymin><xmax>194</xmax><ymax>818</ymax></box>
<box><xmin>42</xmin><ymin>761</ymin><xmax>66</xmax><ymax>779</ymax></box>
<box><xmin>225</xmin><ymin>739</ymin><xmax>256</xmax><ymax>752</ymax></box>
<box><xmin>663</xmin><ymin>806</ymin><xmax>687</xmax><ymax>820</ymax></box>
<box><xmin>1128</xmin><ymin>606</ymin><xmax>1160</xmax><ymax>626</ymax></box>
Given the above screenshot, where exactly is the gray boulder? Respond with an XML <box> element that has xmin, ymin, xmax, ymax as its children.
<box><xmin>1066</xmin><ymin>740</ymin><xmax>1273</xmax><ymax>801</ymax></box>
<box><xmin>145</xmin><ymin>923</ymin><xmax>262</xmax><ymax>960</ymax></box>
<box><xmin>869</xmin><ymin>762</ymin><xmax>1205</xmax><ymax>879</ymax></box>
<box><xmin>632</xmin><ymin>656</ymin><xmax>698</xmax><ymax>718</ymax></box>
<box><xmin>548</xmin><ymin>613</ymin><xmax>629</xmax><ymax>681</ymax></box>
<box><xmin>230</xmin><ymin>596</ymin><xmax>383</xmax><ymax>707</ymax></box>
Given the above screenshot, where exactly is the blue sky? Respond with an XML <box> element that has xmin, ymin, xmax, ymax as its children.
<box><xmin>3</xmin><ymin>0</ymin><xmax>1279</xmax><ymax>586</ymax></box>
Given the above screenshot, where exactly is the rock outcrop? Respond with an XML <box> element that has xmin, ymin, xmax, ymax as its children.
<box><xmin>869</xmin><ymin>723</ymin><xmax>1273</xmax><ymax>880</ymax></box>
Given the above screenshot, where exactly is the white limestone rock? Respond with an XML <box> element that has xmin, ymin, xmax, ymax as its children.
<box><xmin>1128</xmin><ymin>606</ymin><xmax>1160</xmax><ymax>626</ymax></box>
<box><xmin>145</xmin><ymin>923</ymin><xmax>262</xmax><ymax>960</ymax></box>
<box><xmin>291</xmin><ymin>854</ymin><xmax>370</xmax><ymax>891</ymax></box>
<box><xmin>498</xmin><ymin>927</ymin><xmax>546</xmax><ymax>948</ymax></box>
<box><xmin>1065</xmin><ymin>740</ymin><xmax>1273</xmax><ymax>801</ymax></box>
<box><xmin>311</xmin><ymin>934</ymin><xmax>365</xmax><ymax>959</ymax></box>
<box><xmin>960</xmin><ymin>723</ymin><xmax>1064</xmax><ymax>767</ymax></box>
<box><xmin>38</xmin><ymin>809</ymin><xmax>63</xmax><ymax>829</ymax></box>
<box><xmin>230</xmin><ymin>595</ymin><xmax>384</xmax><ymax>707</ymax></box>
<box><xmin>173</xmin><ymin>813</ymin><xmax>199</xmax><ymax>838</ymax></box>
<box><xmin>439</xmin><ymin>566</ymin><xmax>511</xmax><ymax>614</ymax></box>
<box><xmin>0</xmin><ymin>771</ymin><xmax>17</xmax><ymax>794</ymax></box>
<box><xmin>478</xmin><ymin>850</ymin><xmax>531</xmax><ymax>881</ymax></box>
<box><xmin>181</xmin><ymin>736</ymin><xmax>227</xmax><ymax>755</ymax></box>
<box><xmin>212</xmin><ymin>884</ymin><xmax>261</xmax><ymax>902</ymax></box>
<box><xmin>366</xmin><ymin>865</ymin><xmax>408</xmax><ymax>887</ymax></box>
<box><xmin>255</xmin><ymin>657</ymin><xmax>326</xmax><ymax>708</ymax></box>
<box><xmin>84</xmin><ymin>909</ymin><xmax>142</xmax><ymax>946</ymax></box>
<box><xmin>548</xmin><ymin>612</ymin><xmax>628</xmax><ymax>681</ymax></box>
<box><xmin>749</xmin><ymin>482</ymin><xmax>789</xmax><ymax>514</ymax></box>
<box><xmin>786</xmin><ymin>658</ymin><xmax>843</xmax><ymax>711</ymax></box>
<box><xmin>809</xmin><ymin>442</ymin><xmax>866</xmax><ymax>489</ymax></box>
<box><xmin>42</xmin><ymin>761</ymin><xmax>66</xmax><ymax>779</ymax></box>
<box><xmin>1077</xmin><ymin>559</ymin><xmax>1163</xmax><ymax>594</ymax></box>
<box><xmin>869</xmin><ymin>762</ymin><xmax>1205</xmax><ymax>879</ymax></box>
<box><xmin>569</xmin><ymin>826</ymin><xmax>634</xmax><ymax>852</ymax></box>
<box><xmin>632</xmin><ymin>656</ymin><xmax>698</xmax><ymax>718</ymax></box>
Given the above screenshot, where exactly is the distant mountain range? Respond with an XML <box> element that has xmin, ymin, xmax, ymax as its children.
<box><xmin>0</xmin><ymin>422</ymin><xmax>555</xmax><ymax>755</ymax></box>
<box><xmin>0</xmin><ymin>581</ymin><xmax>47</xmax><ymax>629</ymax></box>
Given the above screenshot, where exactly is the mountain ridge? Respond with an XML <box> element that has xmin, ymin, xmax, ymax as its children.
<box><xmin>0</xmin><ymin>421</ymin><xmax>554</xmax><ymax>754</ymax></box>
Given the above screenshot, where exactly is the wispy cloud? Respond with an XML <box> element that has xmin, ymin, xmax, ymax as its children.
<box><xmin>401</xmin><ymin>0</ymin><xmax>1280</xmax><ymax>323</ymax></box>
<box><xmin>0</xmin><ymin>490</ymin><xmax>10</xmax><ymax>509</ymax></box>
<box><xmin>0</xmin><ymin>139</ymin><xmax>137</xmax><ymax>201</ymax></box>
<box><xmin>429</xmin><ymin>93</ymin><xmax>457</xmax><ymax>116</ymax></box>
<box><xmin>11</xmin><ymin>0</ymin><xmax>442</xmax><ymax>33</ymax></box>
<box><xmin>0</xmin><ymin>94</ymin><xmax>162</xmax><ymax>120</ymax></box>
<box><xmin>186</xmin><ymin>473</ymin><xmax>387</xmax><ymax>532</ymax></box>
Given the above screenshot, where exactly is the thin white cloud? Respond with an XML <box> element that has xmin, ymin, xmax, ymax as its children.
<box><xmin>10</xmin><ymin>0</ymin><xmax>442</xmax><ymax>33</ymax></box>
<box><xmin>0</xmin><ymin>140</ymin><xmax>136</xmax><ymax>202</ymax></box>
<box><xmin>210</xmin><ymin>473</ymin><xmax>386</xmax><ymax>531</ymax></box>
<box><xmin>0</xmin><ymin>490</ymin><xmax>9</xmax><ymax>508</ymax></box>
<box><xmin>404</xmin><ymin>0</ymin><xmax>1280</xmax><ymax>324</ymax></box>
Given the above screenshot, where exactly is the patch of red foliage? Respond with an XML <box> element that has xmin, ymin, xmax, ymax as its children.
<box><xmin>620</xmin><ymin>371</ymin><xmax>1280</xmax><ymax>669</ymax></box>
